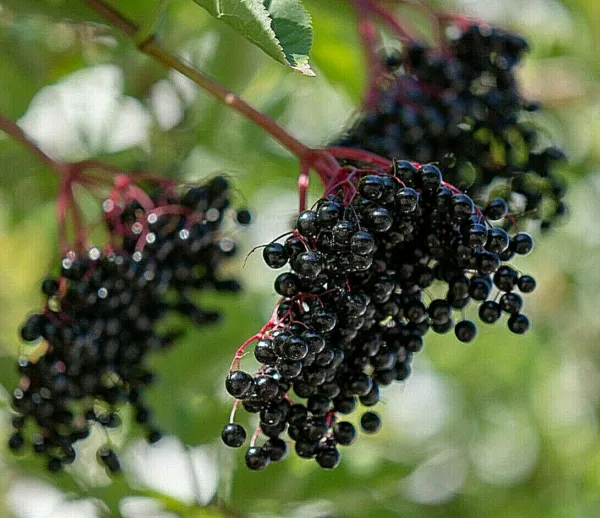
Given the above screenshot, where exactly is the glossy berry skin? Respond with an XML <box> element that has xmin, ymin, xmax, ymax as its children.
<box><xmin>508</xmin><ymin>313</ymin><xmax>530</xmax><ymax>334</ymax></box>
<box><xmin>226</xmin><ymin>371</ymin><xmax>254</xmax><ymax>399</ymax></box>
<box><xmin>274</xmin><ymin>272</ymin><xmax>300</xmax><ymax>297</ymax></box>
<box><xmin>316</xmin><ymin>448</ymin><xmax>341</xmax><ymax>469</ymax></box>
<box><xmin>245</xmin><ymin>446</ymin><xmax>270</xmax><ymax>471</ymax></box>
<box><xmin>485</xmin><ymin>198</ymin><xmax>509</xmax><ymax>220</ymax></box>
<box><xmin>500</xmin><ymin>293</ymin><xmax>523</xmax><ymax>314</ymax></box>
<box><xmin>396</xmin><ymin>188</ymin><xmax>420</xmax><ymax>213</ymax></box>
<box><xmin>221</xmin><ymin>423</ymin><xmax>247</xmax><ymax>448</ymax></box>
<box><xmin>360</xmin><ymin>411</ymin><xmax>382</xmax><ymax>434</ymax></box>
<box><xmin>297</xmin><ymin>211</ymin><xmax>319</xmax><ymax>237</ymax></box>
<box><xmin>479</xmin><ymin>301</ymin><xmax>502</xmax><ymax>324</ymax></box>
<box><xmin>334</xmin><ymin>421</ymin><xmax>357</xmax><ymax>446</ymax></box>
<box><xmin>291</xmin><ymin>251</ymin><xmax>323</xmax><ymax>278</ymax></box>
<box><xmin>512</xmin><ymin>233</ymin><xmax>534</xmax><ymax>255</ymax></box>
<box><xmin>264</xmin><ymin>438</ymin><xmax>287</xmax><ymax>461</ymax></box>
<box><xmin>518</xmin><ymin>275</ymin><xmax>537</xmax><ymax>293</ymax></box>
<box><xmin>263</xmin><ymin>243</ymin><xmax>289</xmax><ymax>269</ymax></box>
<box><xmin>455</xmin><ymin>320</ymin><xmax>477</xmax><ymax>343</ymax></box>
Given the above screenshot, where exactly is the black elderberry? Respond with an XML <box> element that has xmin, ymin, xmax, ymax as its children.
<box><xmin>263</xmin><ymin>243</ymin><xmax>289</xmax><ymax>269</ymax></box>
<box><xmin>225</xmin><ymin>371</ymin><xmax>254</xmax><ymax>399</ymax></box>
<box><xmin>479</xmin><ymin>300</ymin><xmax>502</xmax><ymax>324</ymax></box>
<box><xmin>392</xmin><ymin>160</ymin><xmax>418</xmax><ymax>184</ymax></box>
<box><xmin>367</xmin><ymin>206</ymin><xmax>393</xmax><ymax>232</ymax></box>
<box><xmin>260</xmin><ymin>403</ymin><xmax>285</xmax><ymax>426</ymax></box>
<box><xmin>297</xmin><ymin>210</ymin><xmax>319</xmax><ymax>237</ymax></box>
<box><xmin>466</xmin><ymin>224</ymin><xmax>488</xmax><ymax>248</ymax></box>
<box><xmin>487</xmin><ymin>227</ymin><xmax>510</xmax><ymax>254</ymax></box>
<box><xmin>500</xmin><ymin>292</ymin><xmax>523</xmax><ymax>314</ymax></box>
<box><xmin>428</xmin><ymin>299</ymin><xmax>452</xmax><ymax>324</ymax></box>
<box><xmin>350</xmin><ymin>231</ymin><xmax>376</xmax><ymax>255</ymax></box>
<box><xmin>333</xmin><ymin>421</ymin><xmax>357</xmax><ymax>446</ymax></box>
<box><xmin>420</xmin><ymin>164</ymin><xmax>443</xmax><ymax>192</ymax></box>
<box><xmin>311</xmin><ymin>310</ymin><xmax>337</xmax><ymax>333</ymax></box>
<box><xmin>508</xmin><ymin>313</ymin><xmax>530</xmax><ymax>334</ymax></box>
<box><xmin>274</xmin><ymin>272</ymin><xmax>300</xmax><ymax>297</ymax></box>
<box><xmin>517</xmin><ymin>275</ymin><xmax>536</xmax><ymax>293</ymax></box>
<box><xmin>469</xmin><ymin>275</ymin><xmax>492</xmax><ymax>300</ymax></box>
<box><xmin>317</xmin><ymin>201</ymin><xmax>341</xmax><ymax>226</ymax></box>
<box><xmin>255</xmin><ymin>376</ymin><xmax>280</xmax><ymax>401</ymax></box>
<box><xmin>359</xmin><ymin>175</ymin><xmax>386</xmax><ymax>200</ymax></box>
<box><xmin>291</xmin><ymin>251</ymin><xmax>323</xmax><ymax>278</ymax></box>
<box><xmin>222</xmin><ymin>423</ymin><xmax>247</xmax><ymax>447</ymax></box>
<box><xmin>295</xmin><ymin>439</ymin><xmax>319</xmax><ymax>459</ymax></box>
<box><xmin>360</xmin><ymin>411</ymin><xmax>382</xmax><ymax>434</ymax></box>
<box><xmin>451</xmin><ymin>194</ymin><xmax>475</xmax><ymax>222</ymax></box>
<box><xmin>245</xmin><ymin>446</ymin><xmax>270</xmax><ymax>471</ymax></box>
<box><xmin>316</xmin><ymin>448</ymin><xmax>341</xmax><ymax>469</ymax></box>
<box><xmin>396</xmin><ymin>188</ymin><xmax>420</xmax><ymax>213</ymax></box>
<box><xmin>454</xmin><ymin>320</ymin><xmax>477</xmax><ymax>343</ymax></box>
<box><xmin>264</xmin><ymin>438</ymin><xmax>287</xmax><ymax>461</ymax></box>
<box><xmin>485</xmin><ymin>198</ymin><xmax>509</xmax><ymax>220</ymax></box>
<box><xmin>494</xmin><ymin>265</ymin><xmax>519</xmax><ymax>292</ymax></box>
<box><xmin>511</xmin><ymin>233</ymin><xmax>534</xmax><ymax>255</ymax></box>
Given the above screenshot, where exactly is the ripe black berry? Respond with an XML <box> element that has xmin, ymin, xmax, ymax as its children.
<box><xmin>222</xmin><ymin>423</ymin><xmax>247</xmax><ymax>447</ymax></box>
<box><xmin>360</xmin><ymin>411</ymin><xmax>382</xmax><ymax>434</ymax></box>
<box><xmin>508</xmin><ymin>313</ymin><xmax>530</xmax><ymax>334</ymax></box>
<box><xmin>316</xmin><ymin>448</ymin><xmax>341</xmax><ymax>469</ymax></box>
<box><xmin>454</xmin><ymin>320</ymin><xmax>477</xmax><ymax>343</ymax></box>
<box><xmin>263</xmin><ymin>243</ymin><xmax>289</xmax><ymax>269</ymax></box>
<box><xmin>226</xmin><ymin>371</ymin><xmax>254</xmax><ymax>399</ymax></box>
<box><xmin>245</xmin><ymin>446</ymin><xmax>270</xmax><ymax>471</ymax></box>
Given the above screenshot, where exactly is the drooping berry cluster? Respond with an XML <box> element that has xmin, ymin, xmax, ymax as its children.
<box><xmin>10</xmin><ymin>175</ymin><xmax>249</xmax><ymax>473</ymax></box>
<box><xmin>222</xmin><ymin>161</ymin><xmax>536</xmax><ymax>470</ymax></box>
<box><xmin>336</xmin><ymin>23</ymin><xmax>566</xmax><ymax>229</ymax></box>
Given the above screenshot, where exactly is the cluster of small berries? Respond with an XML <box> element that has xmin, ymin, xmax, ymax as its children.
<box><xmin>336</xmin><ymin>23</ymin><xmax>566</xmax><ymax>229</ymax></box>
<box><xmin>10</xmin><ymin>176</ymin><xmax>249</xmax><ymax>473</ymax></box>
<box><xmin>222</xmin><ymin>160</ymin><xmax>536</xmax><ymax>470</ymax></box>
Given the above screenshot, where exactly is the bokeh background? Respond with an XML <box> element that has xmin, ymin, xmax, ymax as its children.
<box><xmin>0</xmin><ymin>0</ymin><xmax>599</xmax><ymax>516</ymax></box>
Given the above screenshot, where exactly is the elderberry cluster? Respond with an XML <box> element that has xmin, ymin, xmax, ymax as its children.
<box><xmin>336</xmin><ymin>23</ymin><xmax>567</xmax><ymax>229</ymax></box>
<box><xmin>222</xmin><ymin>161</ymin><xmax>536</xmax><ymax>470</ymax></box>
<box><xmin>10</xmin><ymin>176</ymin><xmax>249</xmax><ymax>473</ymax></box>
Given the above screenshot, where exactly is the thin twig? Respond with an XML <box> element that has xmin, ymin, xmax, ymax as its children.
<box><xmin>0</xmin><ymin>113</ymin><xmax>69</xmax><ymax>176</ymax></box>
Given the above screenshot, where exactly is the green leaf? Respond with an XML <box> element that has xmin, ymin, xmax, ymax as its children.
<box><xmin>191</xmin><ymin>0</ymin><xmax>314</xmax><ymax>76</ymax></box>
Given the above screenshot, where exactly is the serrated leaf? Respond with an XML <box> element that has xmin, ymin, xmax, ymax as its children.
<box><xmin>191</xmin><ymin>0</ymin><xmax>314</xmax><ymax>76</ymax></box>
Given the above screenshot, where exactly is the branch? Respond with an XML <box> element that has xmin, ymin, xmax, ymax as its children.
<box><xmin>0</xmin><ymin>113</ymin><xmax>69</xmax><ymax>176</ymax></box>
<box><xmin>83</xmin><ymin>0</ymin><xmax>310</xmax><ymax>160</ymax></box>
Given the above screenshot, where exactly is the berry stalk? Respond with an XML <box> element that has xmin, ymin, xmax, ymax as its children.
<box><xmin>0</xmin><ymin>113</ymin><xmax>69</xmax><ymax>177</ymax></box>
<box><xmin>83</xmin><ymin>0</ymin><xmax>333</xmax><ymax>180</ymax></box>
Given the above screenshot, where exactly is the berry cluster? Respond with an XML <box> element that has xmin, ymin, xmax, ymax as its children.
<box><xmin>336</xmin><ymin>23</ymin><xmax>566</xmax><ymax>229</ymax></box>
<box><xmin>10</xmin><ymin>175</ymin><xmax>249</xmax><ymax>473</ymax></box>
<box><xmin>222</xmin><ymin>161</ymin><xmax>536</xmax><ymax>470</ymax></box>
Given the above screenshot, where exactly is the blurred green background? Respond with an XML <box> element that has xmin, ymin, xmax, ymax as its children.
<box><xmin>0</xmin><ymin>0</ymin><xmax>599</xmax><ymax>516</ymax></box>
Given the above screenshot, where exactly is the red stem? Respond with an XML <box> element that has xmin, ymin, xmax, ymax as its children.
<box><xmin>326</xmin><ymin>146</ymin><xmax>392</xmax><ymax>168</ymax></box>
<box><xmin>83</xmin><ymin>0</ymin><xmax>311</xmax><ymax>161</ymax></box>
<box><xmin>368</xmin><ymin>0</ymin><xmax>420</xmax><ymax>42</ymax></box>
<box><xmin>0</xmin><ymin>113</ymin><xmax>69</xmax><ymax>176</ymax></box>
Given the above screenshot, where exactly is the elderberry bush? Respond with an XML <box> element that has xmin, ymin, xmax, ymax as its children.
<box><xmin>336</xmin><ymin>23</ymin><xmax>567</xmax><ymax>230</ymax></box>
<box><xmin>10</xmin><ymin>176</ymin><xmax>249</xmax><ymax>473</ymax></box>
<box><xmin>222</xmin><ymin>161</ymin><xmax>536</xmax><ymax>470</ymax></box>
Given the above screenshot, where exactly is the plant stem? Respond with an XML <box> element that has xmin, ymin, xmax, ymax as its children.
<box><xmin>0</xmin><ymin>113</ymin><xmax>69</xmax><ymax>176</ymax></box>
<box><xmin>83</xmin><ymin>0</ymin><xmax>311</xmax><ymax>159</ymax></box>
